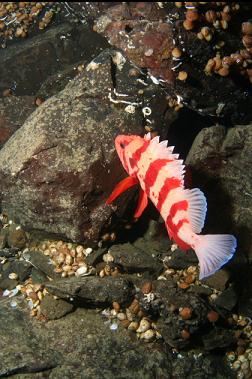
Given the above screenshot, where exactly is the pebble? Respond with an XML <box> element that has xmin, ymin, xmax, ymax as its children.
<box><xmin>226</xmin><ymin>351</ymin><xmax>236</xmax><ymax>362</ymax></box>
<box><xmin>76</xmin><ymin>245</ymin><xmax>84</xmax><ymax>255</ymax></box>
<box><xmin>110</xmin><ymin>322</ymin><xmax>118</xmax><ymax>331</ymax></box>
<box><xmin>103</xmin><ymin>252</ymin><xmax>114</xmax><ymax>263</ymax></box>
<box><xmin>126</xmin><ymin>308</ymin><xmax>133</xmax><ymax>322</ymax></box>
<box><xmin>128</xmin><ymin>299</ymin><xmax>140</xmax><ymax>315</ymax></box>
<box><xmin>181</xmin><ymin>329</ymin><xmax>190</xmax><ymax>340</ymax></box>
<box><xmin>112</xmin><ymin>302</ymin><xmax>120</xmax><ymax>312</ymax></box>
<box><xmin>207</xmin><ymin>310</ymin><xmax>219</xmax><ymax>323</ymax></box>
<box><xmin>141</xmin><ymin>281</ymin><xmax>153</xmax><ymax>294</ymax></box>
<box><xmin>136</xmin><ymin>319</ymin><xmax>151</xmax><ymax>333</ymax></box>
<box><xmin>117</xmin><ymin>312</ymin><xmax>126</xmax><ymax>321</ymax></box>
<box><xmin>85</xmin><ymin>247</ymin><xmax>93</xmax><ymax>256</ymax></box>
<box><xmin>178</xmin><ymin>282</ymin><xmax>190</xmax><ymax>289</ymax></box>
<box><xmin>238</xmin><ymin>355</ymin><xmax>247</xmax><ymax>363</ymax></box>
<box><xmin>180</xmin><ymin>307</ymin><xmax>192</xmax><ymax>320</ymax></box>
<box><xmin>140</xmin><ymin>329</ymin><xmax>155</xmax><ymax>342</ymax></box>
<box><xmin>128</xmin><ymin>321</ymin><xmax>139</xmax><ymax>331</ymax></box>
<box><xmin>232</xmin><ymin>361</ymin><xmax>241</xmax><ymax>371</ymax></box>
<box><xmin>8</xmin><ymin>272</ymin><xmax>18</xmax><ymax>280</ymax></box>
<box><xmin>121</xmin><ymin>319</ymin><xmax>131</xmax><ymax>328</ymax></box>
<box><xmin>75</xmin><ymin>265</ymin><xmax>88</xmax><ymax>276</ymax></box>
<box><xmin>185</xmin><ymin>274</ymin><xmax>195</xmax><ymax>284</ymax></box>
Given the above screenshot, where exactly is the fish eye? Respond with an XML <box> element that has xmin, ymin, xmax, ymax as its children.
<box><xmin>120</xmin><ymin>142</ymin><xmax>125</xmax><ymax>149</ymax></box>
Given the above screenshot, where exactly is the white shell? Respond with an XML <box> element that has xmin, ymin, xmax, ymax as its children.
<box><xmin>75</xmin><ymin>265</ymin><xmax>88</xmax><ymax>276</ymax></box>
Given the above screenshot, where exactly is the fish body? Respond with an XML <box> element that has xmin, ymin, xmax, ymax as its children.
<box><xmin>107</xmin><ymin>133</ymin><xmax>237</xmax><ymax>279</ymax></box>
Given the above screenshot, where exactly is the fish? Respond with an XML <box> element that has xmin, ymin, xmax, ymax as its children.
<box><xmin>106</xmin><ymin>133</ymin><xmax>237</xmax><ymax>280</ymax></box>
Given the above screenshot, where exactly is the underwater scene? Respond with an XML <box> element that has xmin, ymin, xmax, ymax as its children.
<box><xmin>0</xmin><ymin>2</ymin><xmax>252</xmax><ymax>378</ymax></box>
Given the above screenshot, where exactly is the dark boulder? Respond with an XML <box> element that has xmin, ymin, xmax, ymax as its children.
<box><xmin>0</xmin><ymin>50</ymin><xmax>144</xmax><ymax>243</ymax></box>
<box><xmin>45</xmin><ymin>276</ymin><xmax>135</xmax><ymax>306</ymax></box>
<box><xmin>94</xmin><ymin>2</ymin><xmax>252</xmax><ymax>123</ymax></box>
<box><xmin>186</xmin><ymin>124</ymin><xmax>252</xmax><ymax>263</ymax></box>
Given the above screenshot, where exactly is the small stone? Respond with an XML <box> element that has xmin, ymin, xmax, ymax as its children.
<box><xmin>34</xmin><ymin>97</ymin><xmax>44</xmax><ymax>106</ymax></box>
<box><xmin>112</xmin><ymin>301</ymin><xmax>120</xmax><ymax>312</ymax></box>
<box><xmin>7</xmin><ymin>229</ymin><xmax>27</xmax><ymax>249</ymax></box>
<box><xmin>237</xmin><ymin>347</ymin><xmax>246</xmax><ymax>356</ymax></box>
<box><xmin>185</xmin><ymin>274</ymin><xmax>195</xmax><ymax>284</ymax></box>
<box><xmin>128</xmin><ymin>321</ymin><xmax>139</xmax><ymax>331</ymax></box>
<box><xmin>65</xmin><ymin>254</ymin><xmax>73</xmax><ymax>265</ymax></box>
<box><xmin>226</xmin><ymin>351</ymin><xmax>236</xmax><ymax>362</ymax></box>
<box><xmin>202</xmin><ymin>269</ymin><xmax>230</xmax><ymax>291</ymax></box>
<box><xmin>75</xmin><ymin>265</ymin><xmax>88</xmax><ymax>276</ymax></box>
<box><xmin>140</xmin><ymin>329</ymin><xmax>156</xmax><ymax>342</ymax></box>
<box><xmin>2</xmin><ymin>88</ymin><xmax>12</xmax><ymax>97</ymax></box>
<box><xmin>117</xmin><ymin>312</ymin><xmax>126</xmax><ymax>321</ymax></box>
<box><xmin>121</xmin><ymin>319</ymin><xmax>131</xmax><ymax>328</ymax></box>
<box><xmin>8</xmin><ymin>272</ymin><xmax>18</xmax><ymax>280</ymax></box>
<box><xmin>181</xmin><ymin>329</ymin><xmax>190</xmax><ymax>340</ymax></box>
<box><xmin>85</xmin><ymin>247</ymin><xmax>93</xmax><ymax>256</ymax></box>
<box><xmin>218</xmin><ymin>67</ymin><xmax>229</xmax><ymax>77</ymax></box>
<box><xmin>207</xmin><ymin>310</ymin><xmax>219</xmax><ymax>323</ymax></box>
<box><xmin>178</xmin><ymin>282</ymin><xmax>190</xmax><ymax>289</ymax></box>
<box><xmin>136</xmin><ymin>318</ymin><xmax>151</xmax><ymax>333</ymax></box>
<box><xmin>232</xmin><ymin>360</ymin><xmax>240</xmax><ymax>370</ymax></box>
<box><xmin>183</xmin><ymin>19</ymin><xmax>194</xmax><ymax>30</ymax></box>
<box><xmin>128</xmin><ymin>299</ymin><xmax>140</xmax><ymax>315</ymax></box>
<box><xmin>177</xmin><ymin>71</ymin><xmax>188</xmax><ymax>81</ymax></box>
<box><xmin>62</xmin><ymin>265</ymin><xmax>72</xmax><ymax>272</ymax></box>
<box><xmin>40</xmin><ymin>295</ymin><xmax>74</xmax><ymax>320</ymax></box>
<box><xmin>103</xmin><ymin>252</ymin><xmax>114</xmax><ymax>263</ymax></box>
<box><xmin>141</xmin><ymin>281</ymin><xmax>152</xmax><ymax>294</ymax></box>
<box><xmin>180</xmin><ymin>307</ymin><xmax>192</xmax><ymax>320</ymax></box>
<box><xmin>28</xmin><ymin>291</ymin><xmax>38</xmax><ymax>301</ymax></box>
<box><xmin>110</xmin><ymin>322</ymin><xmax>118</xmax><ymax>331</ymax></box>
<box><xmin>238</xmin><ymin>354</ymin><xmax>247</xmax><ymax>363</ymax></box>
<box><xmin>172</xmin><ymin>47</ymin><xmax>182</xmax><ymax>59</ymax></box>
<box><xmin>241</xmin><ymin>361</ymin><xmax>249</xmax><ymax>372</ymax></box>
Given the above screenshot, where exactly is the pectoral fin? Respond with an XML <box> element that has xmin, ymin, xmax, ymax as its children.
<box><xmin>134</xmin><ymin>189</ymin><xmax>148</xmax><ymax>218</ymax></box>
<box><xmin>106</xmin><ymin>176</ymin><xmax>138</xmax><ymax>204</ymax></box>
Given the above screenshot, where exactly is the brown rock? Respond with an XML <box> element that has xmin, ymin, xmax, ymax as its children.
<box><xmin>7</xmin><ymin>228</ymin><xmax>27</xmax><ymax>249</ymax></box>
<box><xmin>141</xmin><ymin>281</ymin><xmax>153</xmax><ymax>294</ymax></box>
<box><xmin>186</xmin><ymin>125</ymin><xmax>252</xmax><ymax>263</ymax></box>
<box><xmin>0</xmin><ymin>50</ymin><xmax>143</xmax><ymax>243</ymax></box>
<box><xmin>94</xmin><ymin>2</ymin><xmax>252</xmax><ymax>122</ymax></box>
<box><xmin>201</xmin><ymin>269</ymin><xmax>231</xmax><ymax>291</ymax></box>
<box><xmin>0</xmin><ymin>96</ymin><xmax>36</xmax><ymax>148</ymax></box>
<box><xmin>40</xmin><ymin>294</ymin><xmax>74</xmax><ymax>320</ymax></box>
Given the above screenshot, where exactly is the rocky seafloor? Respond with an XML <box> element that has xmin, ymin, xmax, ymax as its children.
<box><xmin>0</xmin><ymin>2</ymin><xmax>252</xmax><ymax>379</ymax></box>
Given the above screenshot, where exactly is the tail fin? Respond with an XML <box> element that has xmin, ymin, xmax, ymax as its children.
<box><xmin>194</xmin><ymin>234</ymin><xmax>237</xmax><ymax>280</ymax></box>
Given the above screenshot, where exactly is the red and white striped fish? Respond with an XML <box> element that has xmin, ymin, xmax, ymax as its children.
<box><xmin>106</xmin><ymin>133</ymin><xmax>237</xmax><ymax>280</ymax></box>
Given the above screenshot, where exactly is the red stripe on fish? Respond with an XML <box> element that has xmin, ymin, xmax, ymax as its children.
<box><xmin>130</xmin><ymin>141</ymin><xmax>149</xmax><ymax>168</ymax></box>
<box><xmin>166</xmin><ymin>200</ymin><xmax>190</xmax><ymax>250</ymax></box>
<box><xmin>156</xmin><ymin>177</ymin><xmax>181</xmax><ymax>212</ymax></box>
<box><xmin>144</xmin><ymin>159</ymin><xmax>171</xmax><ymax>196</ymax></box>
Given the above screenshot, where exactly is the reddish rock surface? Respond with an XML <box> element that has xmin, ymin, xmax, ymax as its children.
<box><xmin>93</xmin><ymin>2</ymin><xmax>252</xmax><ymax>123</ymax></box>
<box><xmin>0</xmin><ymin>50</ymin><xmax>144</xmax><ymax>243</ymax></box>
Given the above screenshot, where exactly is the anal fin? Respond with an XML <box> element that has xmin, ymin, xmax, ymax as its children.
<box><xmin>134</xmin><ymin>189</ymin><xmax>148</xmax><ymax>218</ymax></box>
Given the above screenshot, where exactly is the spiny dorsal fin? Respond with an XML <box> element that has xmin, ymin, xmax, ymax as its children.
<box><xmin>184</xmin><ymin>188</ymin><xmax>207</xmax><ymax>233</ymax></box>
<box><xmin>144</xmin><ymin>134</ymin><xmax>185</xmax><ymax>183</ymax></box>
<box><xmin>145</xmin><ymin>134</ymin><xmax>175</xmax><ymax>158</ymax></box>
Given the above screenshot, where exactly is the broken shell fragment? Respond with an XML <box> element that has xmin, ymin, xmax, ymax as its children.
<box><xmin>140</xmin><ymin>329</ymin><xmax>156</xmax><ymax>342</ymax></box>
<box><xmin>136</xmin><ymin>318</ymin><xmax>151</xmax><ymax>333</ymax></box>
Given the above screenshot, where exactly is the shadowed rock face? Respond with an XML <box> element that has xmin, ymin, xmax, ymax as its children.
<box><xmin>0</xmin><ymin>50</ymin><xmax>143</xmax><ymax>243</ymax></box>
<box><xmin>93</xmin><ymin>2</ymin><xmax>252</xmax><ymax>123</ymax></box>
<box><xmin>0</xmin><ymin>96</ymin><xmax>36</xmax><ymax>148</ymax></box>
<box><xmin>186</xmin><ymin>124</ymin><xmax>252</xmax><ymax>262</ymax></box>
